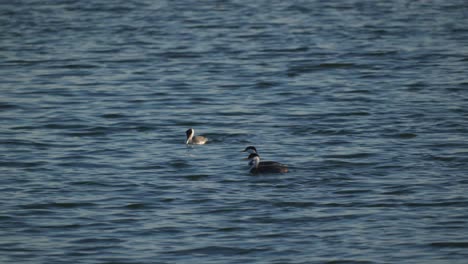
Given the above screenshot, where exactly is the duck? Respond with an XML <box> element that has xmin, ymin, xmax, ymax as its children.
<box><xmin>242</xmin><ymin>146</ymin><xmax>282</xmax><ymax>166</ymax></box>
<box><xmin>185</xmin><ymin>128</ymin><xmax>207</xmax><ymax>145</ymax></box>
<box><xmin>246</xmin><ymin>153</ymin><xmax>288</xmax><ymax>174</ymax></box>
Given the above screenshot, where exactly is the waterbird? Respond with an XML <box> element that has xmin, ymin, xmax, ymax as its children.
<box><xmin>185</xmin><ymin>128</ymin><xmax>207</xmax><ymax>145</ymax></box>
<box><xmin>242</xmin><ymin>146</ymin><xmax>283</xmax><ymax>166</ymax></box>
<box><xmin>246</xmin><ymin>153</ymin><xmax>288</xmax><ymax>174</ymax></box>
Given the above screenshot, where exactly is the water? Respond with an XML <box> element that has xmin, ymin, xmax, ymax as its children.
<box><xmin>1</xmin><ymin>0</ymin><xmax>468</xmax><ymax>263</ymax></box>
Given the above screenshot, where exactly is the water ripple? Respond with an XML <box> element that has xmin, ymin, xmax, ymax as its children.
<box><xmin>2</xmin><ymin>1</ymin><xmax>468</xmax><ymax>263</ymax></box>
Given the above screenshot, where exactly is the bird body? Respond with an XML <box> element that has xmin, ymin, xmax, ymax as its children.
<box><xmin>242</xmin><ymin>146</ymin><xmax>282</xmax><ymax>166</ymax></box>
<box><xmin>186</xmin><ymin>128</ymin><xmax>207</xmax><ymax>145</ymax></box>
<box><xmin>246</xmin><ymin>153</ymin><xmax>288</xmax><ymax>174</ymax></box>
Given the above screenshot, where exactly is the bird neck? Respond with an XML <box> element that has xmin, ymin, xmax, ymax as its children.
<box><xmin>186</xmin><ymin>133</ymin><xmax>193</xmax><ymax>144</ymax></box>
<box><xmin>249</xmin><ymin>157</ymin><xmax>260</xmax><ymax>170</ymax></box>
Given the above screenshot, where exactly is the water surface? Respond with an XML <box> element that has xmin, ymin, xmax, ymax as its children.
<box><xmin>1</xmin><ymin>1</ymin><xmax>468</xmax><ymax>263</ymax></box>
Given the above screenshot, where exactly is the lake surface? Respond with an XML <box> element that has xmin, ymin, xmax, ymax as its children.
<box><xmin>1</xmin><ymin>0</ymin><xmax>468</xmax><ymax>263</ymax></box>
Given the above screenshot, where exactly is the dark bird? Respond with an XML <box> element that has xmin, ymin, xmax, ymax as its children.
<box><xmin>246</xmin><ymin>153</ymin><xmax>288</xmax><ymax>174</ymax></box>
<box><xmin>242</xmin><ymin>146</ymin><xmax>282</xmax><ymax>166</ymax></box>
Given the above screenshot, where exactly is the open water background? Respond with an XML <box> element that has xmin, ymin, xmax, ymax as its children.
<box><xmin>1</xmin><ymin>0</ymin><xmax>468</xmax><ymax>263</ymax></box>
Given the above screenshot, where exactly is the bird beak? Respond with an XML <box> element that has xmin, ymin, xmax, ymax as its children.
<box><xmin>242</xmin><ymin>157</ymin><xmax>249</xmax><ymax>160</ymax></box>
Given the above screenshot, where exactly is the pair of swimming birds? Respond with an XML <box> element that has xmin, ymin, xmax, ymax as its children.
<box><xmin>186</xmin><ymin>128</ymin><xmax>288</xmax><ymax>174</ymax></box>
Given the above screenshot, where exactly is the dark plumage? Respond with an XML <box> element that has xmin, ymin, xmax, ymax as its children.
<box><xmin>246</xmin><ymin>153</ymin><xmax>288</xmax><ymax>174</ymax></box>
<box><xmin>242</xmin><ymin>146</ymin><xmax>282</xmax><ymax>166</ymax></box>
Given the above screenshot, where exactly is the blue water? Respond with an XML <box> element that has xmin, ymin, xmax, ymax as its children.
<box><xmin>2</xmin><ymin>1</ymin><xmax>468</xmax><ymax>263</ymax></box>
